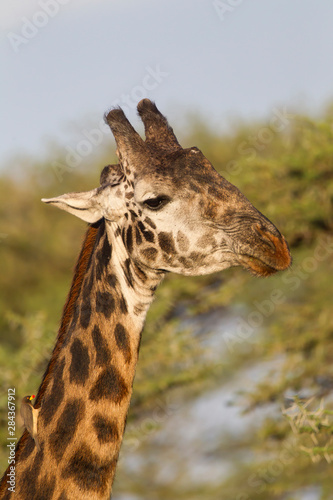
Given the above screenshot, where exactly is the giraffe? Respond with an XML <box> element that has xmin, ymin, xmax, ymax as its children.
<box><xmin>0</xmin><ymin>99</ymin><xmax>291</xmax><ymax>499</ymax></box>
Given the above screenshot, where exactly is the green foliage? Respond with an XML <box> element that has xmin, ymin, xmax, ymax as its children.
<box><xmin>283</xmin><ymin>398</ymin><xmax>333</xmax><ymax>464</ymax></box>
<box><xmin>1</xmin><ymin>107</ymin><xmax>333</xmax><ymax>497</ymax></box>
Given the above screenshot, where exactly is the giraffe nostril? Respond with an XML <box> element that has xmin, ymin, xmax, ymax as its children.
<box><xmin>253</xmin><ymin>223</ymin><xmax>291</xmax><ymax>270</ymax></box>
<box><xmin>253</xmin><ymin>224</ymin><xmax>277</xmax><ymax>252</ymax></box>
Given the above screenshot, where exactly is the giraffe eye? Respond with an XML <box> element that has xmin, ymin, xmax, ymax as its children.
<box><xmin>143</xmin><ymin>195</ymin><xmax>170</xmax><ymax>211</ymax></box>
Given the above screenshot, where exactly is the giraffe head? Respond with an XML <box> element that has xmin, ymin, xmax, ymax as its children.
<box><xmin>43</xmin><ymin>99</ymin><xmax>291</xmax><ymax>278</ymax></box>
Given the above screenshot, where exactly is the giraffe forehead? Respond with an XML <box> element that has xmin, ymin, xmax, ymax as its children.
<box><xmin>132</xmin><ymin>167</ymin><xmax>221</xmax><ymax>201</ymax></box>
<box><xmin>138</xmin><ymin>155</ymin><xmax>233</xmax><ymax>197</ymax></box>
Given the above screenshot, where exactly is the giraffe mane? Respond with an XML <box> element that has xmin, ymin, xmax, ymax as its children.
<box><xmin>11</xmin><ymin>221</ymin><xmax>102</xmax><ymax>466</ymax></box>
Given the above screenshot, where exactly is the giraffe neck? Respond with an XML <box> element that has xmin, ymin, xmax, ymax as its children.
<box><xmin>1</xmin><ymin>220</ymin><xmax>163</xmax><ymax>500</ymax></box>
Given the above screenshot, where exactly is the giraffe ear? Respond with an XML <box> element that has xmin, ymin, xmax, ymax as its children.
<box><xmin>42</xmin><ymin>185</ymin><xmax>125</xmax><ymax>223</ymax></box>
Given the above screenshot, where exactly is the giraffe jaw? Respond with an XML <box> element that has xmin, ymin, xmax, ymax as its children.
<box><xmin>238</xmin><ymin>254</ymin><xmax>280</xmax><ymax>277</ymax></box>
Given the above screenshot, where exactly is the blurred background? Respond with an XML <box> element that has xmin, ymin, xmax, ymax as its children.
<box><xmin>1</xmin><ymin>1</ymin><xmax>333</xmax><ymax>498</ymax></box>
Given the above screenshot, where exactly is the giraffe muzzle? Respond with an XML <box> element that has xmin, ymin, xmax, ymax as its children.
<box><xmin>239</xmin><ymin>224</ymin><xmax>292</xmax><ymax>277</ymax></box>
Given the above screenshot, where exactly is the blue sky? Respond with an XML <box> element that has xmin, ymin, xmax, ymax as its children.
<box><xmin>2</xmin><ymin>0</ymin><xmax>333</xmax><ymax>168</ymax></box>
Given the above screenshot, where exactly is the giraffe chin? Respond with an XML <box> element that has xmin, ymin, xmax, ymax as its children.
<box><xmin>239</xmin><ymin>255</ymin><xmax>283</xmax><ymax>277</ymax></box>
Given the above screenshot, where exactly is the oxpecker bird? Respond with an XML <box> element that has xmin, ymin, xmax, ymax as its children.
<box><xmin>20</xmin><ymin>395</ymin><xmax>41</xmax><ymax>452</ymax></box>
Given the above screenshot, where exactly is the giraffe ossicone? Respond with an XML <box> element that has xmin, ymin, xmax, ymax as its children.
<box><xmin>0</xmin><ymin>99</ymin><xmax>291</xmax><ymax>500</ymax></box>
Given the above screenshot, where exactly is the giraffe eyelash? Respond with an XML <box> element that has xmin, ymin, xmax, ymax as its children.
<box><xmin>143</xmin><ymin>195</ymin><xmax>171</xmax><ymax>210</ymax></box>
